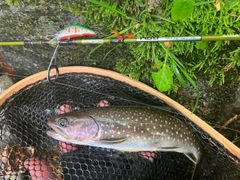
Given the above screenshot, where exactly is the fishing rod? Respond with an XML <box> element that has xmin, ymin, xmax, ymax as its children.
<box><xmin>1</xmin><ymin>34</ymin><xmax>240</xmax><ymax>47</ymax></box>
<box><xmin>0</xmin><ymin>23</ymin><xmax>240</xmax><ymax>46</ymax></box>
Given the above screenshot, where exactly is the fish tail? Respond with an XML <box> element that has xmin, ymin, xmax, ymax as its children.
<box><xmin>191</xmin><ymin>153</ymin><xmax>211</xmax><ymax>180</ymax></box>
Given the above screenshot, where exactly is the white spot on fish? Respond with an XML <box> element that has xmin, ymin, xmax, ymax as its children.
<box><xmin>155</xmin><ymin>119</ymin><xmax>158</xmax><ymax>122</ymax></box>
<box><xmin>147</xmin><ymin>128</ymin><xmax>150</xmax><ymax>131</ymax></box>
<box><xmin>134</xmin><ymin>126</ymin><xmax>136</xmax><ymax>132</ymax></box>
<box><xmin>160</xmin><ymin>125</ymin><xmax>162</xmax><ymax>128</ymax></box>
<box><xmin>135</xmin><ymin>119</ymin><xmax>138</xmax><ymax>122</ymax></box>
<box><xmin>111</xmin><ymin>135</ymin><xmax>114</xmax><ymax>138</ymax></box>
<box><xmin>111</xmin><ymin>125</ymin><xmax>114</xmax><ymax>128</ymax></box>
<box><xmin>105</xmin><ymin>132</ymin><xmax>108</xmax><ymax>134</ymax></box>
<box><xmin>156</xmin><ymin>132</ymin><xmax>164</xmax><ymax>136</ymax></box>
<box><xmin>117</xmin><ymin>132</ymin><xmax>121</xmax><ymax>135</ymax></box>
<box><xmin>128</xmin><ymin>126</ymin><xmax>131</xmax><ymax>128</ymax></box>
<box><xmin>141</xmin><ymin>130</ymin><xmax>144</xmax><ymax>133</ymax></box>
<box><xmin>166</xmin><ymin>129</ymin><xmax>168</xmax><ymax>133</ymax></box>
<box><xmin>176</xmin><ymin>131</ymin><xmax>178</xmax><ymax>135</ymax></box>
<box><xmin>126</xmin><ymin>134</ymin><xmax>129</xmax><ymax>137</ymax></box>
<box><xmin>122</xmin><ymin>130</ymin><xmax>125</xmax><ymax>132</ymax></box>
<box><xmin>137</xmin><ymin>136</ymin><xmax>140</xmax><ymax>138</ymax></box>
<box><xmin>153</xmin><ymin>126</ymin><xmax>156</xmax><ymax>129</ymax></box>
<box><xmin>140</xmin><ymin>123</ymin><xmax>143</xmax><ymax>126</ymax></box>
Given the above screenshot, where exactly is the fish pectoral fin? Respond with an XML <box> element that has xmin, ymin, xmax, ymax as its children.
<box><xmin>99</xmin><ymin>137</ymin><xmax>127</xmax><ymax>144</ymax></box>
<box><xmin>157</xmin><ymin>146</ymin><xmax>179</xmax><ymax>152</ymax></box>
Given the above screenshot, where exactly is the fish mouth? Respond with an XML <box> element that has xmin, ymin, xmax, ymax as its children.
<box><xmin>47</xmin><ymin>123</ymin><xmax>70</xmax><ymax>140</ymax></box>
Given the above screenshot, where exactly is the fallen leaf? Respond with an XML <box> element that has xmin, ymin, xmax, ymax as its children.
<box><xmin>135</xmin><ymin>23</ymin><xmax>140</xmax><ymax>29</ymax></box>
<box><xmin>230</xmin><ymin>14</ymin><xmax>237</xmax><ymax>17</ymax></box>
<box><xmin>223</xmin><ymin>62</ymin><xmax>235</xmax><ymax>73</ymax></box>
<box><xmin>214</xmin><ymin>0</ymin><xmax>220</xmax><ymax>11</ymax></box>
<box><xmin>164</xmin><ymin>41</ymin><xmax>172</xmax><ymax>48</ymax></box>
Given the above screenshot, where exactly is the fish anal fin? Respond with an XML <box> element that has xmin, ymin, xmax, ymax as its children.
<box><xmin>185</xmin><ymin>153</ymin><xmax>198</xmax><ymax>180</ymax></box>
<box><xmin>185</xmin><ymin>153</ymin><xmax>197</xmax><ymax>164</ymax></box>
<box><xmin>99</xmin><ymin>137</ymin><xmax>127</xmax><ymax>144</ymax></box>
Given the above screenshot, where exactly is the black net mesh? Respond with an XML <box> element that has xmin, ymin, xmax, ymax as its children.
<box><xmin>0</xmin><ymin>72</ymin><xmax>240</xmax><ymax>179</ymax></box>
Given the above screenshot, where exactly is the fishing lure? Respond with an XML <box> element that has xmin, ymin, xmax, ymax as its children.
<box><xmin>54</xmin><ymin>24</ymin><xmax>96</xmax><ymax>41</ymax></box>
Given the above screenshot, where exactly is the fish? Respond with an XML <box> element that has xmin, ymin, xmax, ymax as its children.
<box><xmin>47</xmin><ymin>106</ymin><xmax>202</xmax><ymax>180</ymax></box>
<box><xmin>54</xmin><ymin>24</ymin><xmax>96</xmax><ymax>41</ymax></box>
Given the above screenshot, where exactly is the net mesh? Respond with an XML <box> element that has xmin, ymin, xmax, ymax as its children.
<box><xmin>0</xmin><ymin>72</ymin><xmax>240</xmax><ymax>179</ymax></box>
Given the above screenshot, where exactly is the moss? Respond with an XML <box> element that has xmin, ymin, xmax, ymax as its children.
<box><xmin>64</xmin><ymin>0</ymin><xmax>240</xmax><ymax>91</ymax></box>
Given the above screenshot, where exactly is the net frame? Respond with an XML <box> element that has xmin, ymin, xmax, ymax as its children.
<box><xmin>0</xmin><ymin>66</ymin><xmax>240</xmax><ymax>179</ymax></box>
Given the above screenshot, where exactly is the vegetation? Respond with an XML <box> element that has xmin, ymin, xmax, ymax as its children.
<box><xmin>5</xmin><ymin>0</ymin><xmax>240</xmax><ymax>111</ymax></box>
<box><xmin>65</xmin><ymin>0</ymin><xmax>240</xmax><ymax>87</ymax></box>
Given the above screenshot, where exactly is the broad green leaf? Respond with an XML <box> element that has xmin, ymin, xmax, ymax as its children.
<box><xmin>156</xmin><ymin>60</ymin><xmax>163</xmax><ymax>69</ymax></box>
<box><xmin>196</xmin><ymin>41</ymin><xmax>208</xmax><ymax>50</ymax></box>
<box><xmin>171</xmin><ymin>0</ymin><xmax>195</xmax><ymax>21</ymax></box>
<box><xmin>152</xmin><ymin>65</ymin><xmax>173</xmax><ymax>92</ymax></box>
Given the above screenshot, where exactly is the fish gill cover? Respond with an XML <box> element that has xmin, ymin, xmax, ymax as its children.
<box><xmin>0</xmin><ymin>72</ymin><xmax>239</xmax><ymax>179</ymax></box>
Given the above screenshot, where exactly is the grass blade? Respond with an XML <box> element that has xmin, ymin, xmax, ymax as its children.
<box><xmin>170</xmin><ymin>58</ymin><xmax>187</xmax><ymax>87</ymax></box>
<box><xmin>88</xmin><ymin>0</ymin><xmax>128</xmax><ymax>17</ymax></box>
<box><xmin>178</xmin><ymin>66</ymin><xmax>199</xmax><ymax>112</ymax></box>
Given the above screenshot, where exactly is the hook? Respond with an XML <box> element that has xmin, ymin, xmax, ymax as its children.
<box><xmin>47</xmin><ymin>44</ymin><xmax>60</xmax><ymax>83</ymax></box>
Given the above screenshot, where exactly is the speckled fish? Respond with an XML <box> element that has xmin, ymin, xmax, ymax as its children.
<box><xmin>47</xmin><ymin>106</ymin><xmax>202</xmax><ymax>180</ymax></box>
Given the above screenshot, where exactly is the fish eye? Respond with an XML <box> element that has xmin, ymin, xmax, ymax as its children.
<box><xmin>58</xmin><ymin>118</ymin><xmax>69</xmax><ymax>127</ymax></box>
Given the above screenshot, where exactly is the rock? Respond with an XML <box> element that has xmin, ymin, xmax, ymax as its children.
<box><xmin>0</xmin><ymin>75</ymin><xmax>14</xmax><ymax>94</ymax></box>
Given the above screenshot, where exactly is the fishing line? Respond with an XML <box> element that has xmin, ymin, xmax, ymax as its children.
<box><xmin>47</xmin><ymin>74</ymin><xmax>179</xmax><ymax>115</ymax></box>
<box><xmin>47</xmin><ymin>44</ymin><xmax>60</xmax><ymax>83</ymax></box>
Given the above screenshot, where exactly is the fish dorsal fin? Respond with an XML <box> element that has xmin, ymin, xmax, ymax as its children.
<box><xmin>99</xmin><ymin>137</ymin><xmax>127</xmax><ymax>144</ymax></box>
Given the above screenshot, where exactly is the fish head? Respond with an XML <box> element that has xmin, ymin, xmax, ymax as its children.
<box><xmin>47</xmin><ymin>113</ymin><xmax>99</xmax><ymax>142</ymax></box>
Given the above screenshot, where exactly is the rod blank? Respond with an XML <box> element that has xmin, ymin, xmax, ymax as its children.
<box><xmin>0</xmin><ymin>34</ymin><xmax>239</xmax><ymax>46</ymax></box>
